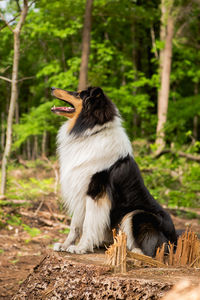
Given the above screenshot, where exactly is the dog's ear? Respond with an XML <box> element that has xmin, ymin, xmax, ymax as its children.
<box><xmin>80</xmin><ymin>87</ymin><xmax>104</xmax><ymax>101</ymax></box>
<box><xmin>90</xmin><ymin>87</ymin><xmax>104</xmax><ymax>98</ymax></box>
<box><xmin>79</xmin><ymin>87</ymin><xmax>93</xmax><ymax>100</ymax></box>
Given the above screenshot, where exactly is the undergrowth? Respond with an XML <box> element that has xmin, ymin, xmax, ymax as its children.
<box><xmin>6</xmin><ymin>160</ymin><xmax>55</xmax><ymax>200</ymax></box>
<box><xmin>0</xmin><ymin>146</ymin><xmax>199</xmax><ymax>235</ymax></box>
<box><xmin>134</xmin><ymin>140</ymin><xmax>200</xmax><ymax>208</ymax></box>
<box><xmin>0</xmin><ymin>159</ymin><xmax>58</xmax><ymax>235</ymax></box>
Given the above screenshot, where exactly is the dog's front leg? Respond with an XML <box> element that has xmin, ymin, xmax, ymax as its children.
<box><xmin>67</xmin><ymin>196</ymin><xmax>111</xmax><ymax>254</ymax></box>
<box><xmin>54</xmin><ymin>205</ymin><xmax>85</xmax><ymax>251</ymax></box>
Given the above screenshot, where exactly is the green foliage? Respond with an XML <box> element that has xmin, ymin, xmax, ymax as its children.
<box><xmin>135</xmin><ymin>143</ymin><xmax>200</xmax><ymax>208</ymax></box>
<box><xmin>7</xmin><ymin>215</ymin><xmax>22</xmax><ymax>226</ymax></box>
<box><xmin>3</xmin><ymin>213</ymin><xmax>41</xmax><ymax>237</ymax></box>
<box><xmin>1</xmin><ymin>0</ymin><xmax>199</xmax><ymax>150</ymax></box>
<box><xmin>59</xmin><ymin>228</ymin><xmax>70</xmax><ymax>234</ymax></box>
<box><xmin>22</xmin><ymin>224</ymin><xmax>41</xmax><ymax>237</ymax></box>
<box><xmin>175</xmin><ymin>210</ymin><xmax>198</xmax><ymax>220</ymax></box>
<box><xmin>4</xmin><ymin>160</ymin><xmax>55</xmax><ymax>201</ymax></box>
<box><xmin>0</xmin><ymin>0</ymin><xmax>200</xmax><ymax>210</ymax></box>
<box><xmin>166</xmin><ymin>95</ymin><xmax>200</xmax><ymax>144</ymax></box>
<box><xmin>13</xmin><ymin>100</ymin><xmax>61</xmax><ymax>150</ymax></box>
<box><xmin>7</xmin><ymin>175</ymin><xmax>54</xmax><ymax>201</ymax></box>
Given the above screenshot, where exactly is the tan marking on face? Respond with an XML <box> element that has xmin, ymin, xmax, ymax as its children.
<box><xmin>52</xmin><ymin>89</ymin><xmax>83</xmax><ymax>132</ymax></box>
<box><xmin>67</xmin><ymin>100</ymin><xmax>83</xmax><ymax>132</ymax></box>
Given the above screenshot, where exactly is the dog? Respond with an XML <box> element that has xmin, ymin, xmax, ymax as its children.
<box><xmin>51</xmin><ymin>86</ymin><xmax>177</xmax><ymax>256</ymax></box>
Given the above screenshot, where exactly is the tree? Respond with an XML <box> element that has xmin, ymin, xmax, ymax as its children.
<box><xmin>0</xmin><ymin>0</ymin><xmax>199</xmax><ymax>166</ymax></box>
<box><xmin>155</xmin><ymin>0</ymin><xmax>174</xmax><ymax>154</ymax></box>
<box><xmin>78</xmin><ymin>0</ymin><xmax>94</xmax><ymax>90</ymax></box>
<box><xmin>0</xmin><ymin>0</ymin><xmax>29</xmax><ymax>196</ymax></box>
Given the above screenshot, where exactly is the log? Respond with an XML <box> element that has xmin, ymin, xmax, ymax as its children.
<box><xmin>13</xmin><ymin>252</ymin><xmax>173</xmax><ymax>300</ymax></box>
<box><xmin>154</xmin><ymin>149</ymin><xmax>200</xmax><ymax>163</ymax></box>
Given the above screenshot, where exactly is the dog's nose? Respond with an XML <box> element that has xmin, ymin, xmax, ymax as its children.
<box><xmin>51</xmin><ymin>87</ymin><xmax>56</xmax><ymax>91</ymax></box>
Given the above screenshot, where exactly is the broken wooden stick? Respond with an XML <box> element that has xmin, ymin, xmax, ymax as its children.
<box><xmin>127</xmin><ymin>251</ymin><xmax>166</xmax><ymax>268</ymax></box>
<box><xmin>105</xmin><ymin>230</ymin><xmax>166</xmax><ymax>271</ymax></box>
<box><xmin>156</xmin><ymin>229</ymin><xmax>200</xmax><ymax>267</ymax></box>
<box><xmin>105</xmin><ymin>230</ymin><xmax>127</xmax><ymax>273</ymax></box>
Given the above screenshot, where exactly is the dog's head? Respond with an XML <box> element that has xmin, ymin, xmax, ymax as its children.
<box><xmin>51</xmin><ymin>86</ymin><xmax>117</xmax><ymax>134</ymax></box>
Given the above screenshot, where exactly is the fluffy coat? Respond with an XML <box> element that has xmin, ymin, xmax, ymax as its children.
<box><xmin>52</xmin><ymin>87</ymin><xmax>177</xmax><ymax>256</ymax></box>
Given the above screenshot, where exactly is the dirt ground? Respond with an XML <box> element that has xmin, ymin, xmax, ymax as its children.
<box><xmin>0</xmin><ymin>198</ymin><xmax>200</xmax><ymax>299</ymax></box>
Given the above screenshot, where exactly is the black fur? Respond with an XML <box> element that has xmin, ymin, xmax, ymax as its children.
<box><xmin>131</xmin><ymin>212</ymin><xmax>169</xmax><ymax>256</ymax></box>
<box><xmin>87</xmin><ymin>155</ymin><xmax>177</xmax><ymax>256</ymax></box>
<box><xmin>70</xmin><ymin>87</ymin><xmax>117</xmax><ymax>135</ymax></box>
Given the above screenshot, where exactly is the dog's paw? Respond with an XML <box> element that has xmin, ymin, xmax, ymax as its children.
<box><xmin>66</xmin><ymin>245</ymin><xmax>88</xmax><ymax>254</ymax></box>
<box><xmin>53</xmin><ymin>242</ymin><xmax>70</xmax><ymax>252</ymax></box>
<box><xmin>131</xmin><ymin>247</ymin><xmax>144</xmax><ymax>255</ymax></box>
<box><xmin>53</xmin><ymin>242</ymin><xmax>62</xmax><ymax>251</ymax></box>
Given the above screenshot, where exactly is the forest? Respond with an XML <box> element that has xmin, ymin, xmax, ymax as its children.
<box><xmin>0</xmin><ymin>0</ymin><xmax>200</xmax><ymax>207</ymax></box>
<box><xmin>1</xmin><ymin>0</ymin><xmax>200</xmax><ymax>207</ymax></box>
<box><xmin>0</xmin><ymin>0</ymin><xmax>200</xmax><ymax>298</ymax></box>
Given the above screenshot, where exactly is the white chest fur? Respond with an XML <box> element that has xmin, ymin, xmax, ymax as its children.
<box><xmin>57</xmin><ymin>117</ymin><xmax>133</xmax><ymax>214</ymax></box>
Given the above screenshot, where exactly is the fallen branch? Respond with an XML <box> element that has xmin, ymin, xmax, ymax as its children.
<box><xmin>127</xmin><ymin>251</ymin><xmax>166</xmax><ymax>268</ymax></box>
<box><xmin>19</xmin><ymin>210</ymin><xmax>69</xmax><ymax>228</ymax></box>
<box><xmin>18</xmin><ymin>157</ymin><xmax>29</xmax><ymax>168</ymax></box>
<box><xmin>178</xmin><ymin>151</ymin><xmax>200</xmax><ymax>162</ymax></box>
<box><xmin>37</xmin><ymin>210</ymin><xmax>68</xmax><ymax>221</ymax></box>
<box><xmin>2</xmin><ymin>199</ymin><xmax>28</xmax><ymax>204</ymax></box>
<box><xmin>154</xmin><ymin>149</ymin><xmax>200</xmax><ymax>163</ymax></box>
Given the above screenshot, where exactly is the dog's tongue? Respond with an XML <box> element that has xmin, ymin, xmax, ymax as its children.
<box><xmin>51</xmin><ymin>106</ymin><xmax>75</xmax><ymax>113</ymax></box>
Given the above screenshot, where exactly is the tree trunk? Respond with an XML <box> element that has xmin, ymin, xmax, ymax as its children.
<box><xmin>193</xmin><ymin>116</ymin><xmax>198</xmax><ymax>141</ymax></box>
<box><xmin>27</xmin><ymin>138</ymin><xmax>31</xmax><ymax>160</ymax></box>
<box><xmin>32</xmin><ymin>136</ymin><xmax>39</xmax><ymax>160</ymax></box>
<box><xmin>155</xmin><ymin>0</ymin><xmax>174</xmax><ymax>154</ymax></box>
<box><xmin>0</xmin><ymin>0</ymin><xmax>28</xmax><ymax>195</ymax></box>
<box><xmin>15</xmin><ymin>99</ymin><xmax>19</xmax><ymax>124</ymax></box>
<box><xmin>193</xmin><ymin>84</ymin><xmax>199</xmax><ymax>141</ymax></box>
<box><xmin>78</xmin><ymin>0</ymin><xmax>93</xmax><ymax>91</ymax></box>
<box><xmin>42</xmin><ymin>130</ymin><xmax>47</xmax><ymax>158</ymax></box>
<box><xmin>1</xmin><ymin>112</ymin><xmax>5</xmax><ymax>154</ymax></box>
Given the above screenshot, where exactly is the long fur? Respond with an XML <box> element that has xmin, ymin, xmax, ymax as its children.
<box><xmin>53</xmin><ymin>87</ymin><xmax>177</xmax><ymax>256</ymax></box>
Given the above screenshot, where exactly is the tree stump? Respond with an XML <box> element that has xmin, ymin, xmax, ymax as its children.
<box><xmin>12</xmin><ymin>251</ymin><xmax>175</xmax><ymax>300</ymax></box>
<box><xmin>11</xmin><ymin>250</ymin><xmax>171</xmax><ymax>300</ymax></box>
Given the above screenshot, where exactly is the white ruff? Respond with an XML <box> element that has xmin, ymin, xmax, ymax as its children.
<box><xmin>54</xmin><ymin>116</ymin><xmax>133</xmax><ymax>252</ymax></box>
<box><xmin>57</xmin><ymin>116</ymin><xmax>133</xmax><ymax>216</ymax></box>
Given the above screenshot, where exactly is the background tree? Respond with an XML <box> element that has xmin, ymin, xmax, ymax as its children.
<box><xmin>78</xmin><ymin>0</ymin><xmax>94</xmax><ymax>90</ymax></box>
<box><xmin>155</xmin><ymin>0</ymin><xmax>174</xmax><ymax>154</ymax></box>
<box><xmin>0</xmin><ymin>0</ymin><xmax>199</xmax><ymax>205</ymax></box>
<box><xmin>0</xmin><ymin>0</ymin><xmax>29</xmax><ymax>195</ymax></box>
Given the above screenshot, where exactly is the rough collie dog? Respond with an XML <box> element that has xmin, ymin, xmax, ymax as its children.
<box><xmin>51</xmin><ymin>86</ymin><xmax>177</xmax><ymax>256</ymax></box>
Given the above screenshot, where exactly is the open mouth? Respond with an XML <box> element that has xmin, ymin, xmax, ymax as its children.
<box><xmin>51</xmin><ymin>102</ymin><xmax>75</xmax><ymax>114</ymax></box>
<box><xmin>51</xmin><ymin>88</ymin><xmax>78</xmax><ymax>116</ymax></box>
